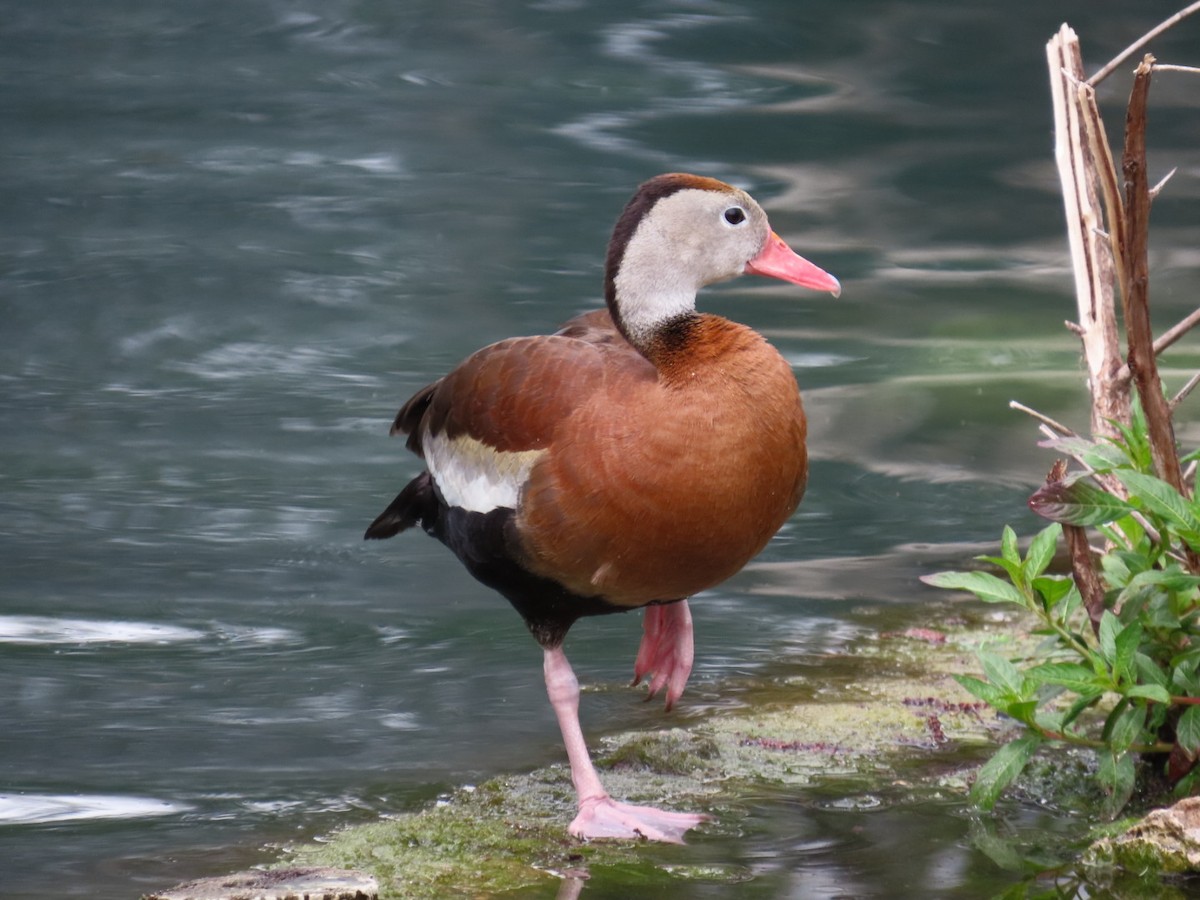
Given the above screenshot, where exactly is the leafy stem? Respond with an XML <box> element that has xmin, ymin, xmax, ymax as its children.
<box><xmin>923</xmin><ymin>429</ymin><xmax>1200</xmax><ymax>813</ymax></box>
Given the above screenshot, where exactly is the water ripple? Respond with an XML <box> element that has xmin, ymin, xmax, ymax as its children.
<box><xmin>0</xmin><ymin>792</ymin><xmax>189</xmax><ymax>826</ymax></box>
<box><xmin>0</xmin><ymin>616</ymin><xmax>203</xmax><ymax>646</ymax></box>
<box><xmin>0</xmin><ymin>616</ymin><xmax>298</xmax><ymax>647</ymax></box>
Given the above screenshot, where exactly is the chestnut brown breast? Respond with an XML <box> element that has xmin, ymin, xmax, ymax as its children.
<box><xmin>514</xmin><ymin>313</ymin><xmax>807</xmax><ymax>607</ymax></box>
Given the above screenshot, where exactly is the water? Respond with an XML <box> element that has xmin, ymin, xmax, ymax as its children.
<box><xmin>3</xmin><ymin>1</ymin><xmax>1200</xmax><ymax>896</ymax></box>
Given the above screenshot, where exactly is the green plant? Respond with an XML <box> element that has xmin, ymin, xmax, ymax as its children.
<box><xmin>923</xmin><ymin>409</ymin><xmax>1200</xmax><ymax>816</ymax></box>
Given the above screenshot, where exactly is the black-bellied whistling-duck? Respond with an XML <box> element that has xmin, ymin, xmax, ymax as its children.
<box><xmin>365</xmin><ymin>173</ymin><xmax>840</xmax><ymax>842</ymax></box>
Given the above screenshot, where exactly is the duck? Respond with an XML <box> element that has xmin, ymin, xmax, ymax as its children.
<box><xmin>365</xmin><ymin>173</ymin><xmax>840</xmax><ymax>842</ymax></box>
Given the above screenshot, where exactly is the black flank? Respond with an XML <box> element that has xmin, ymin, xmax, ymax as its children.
<box><xmin>366</xmin><ymin>471</ymin><xmax>622</xmax><ymax>647</ymax></box>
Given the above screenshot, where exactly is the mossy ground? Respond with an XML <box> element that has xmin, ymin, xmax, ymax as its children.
<box><xmin>269</xmin><ymin>605</ymin><xmax>1200</xmax><ymax>898</ymax></box>
<box><xmin>285</xmin><ymin>608</ymin><xmax>1024</xmax><ymax>898</ymax></box>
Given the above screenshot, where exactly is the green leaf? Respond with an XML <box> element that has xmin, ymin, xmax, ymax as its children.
<box><xmin>1174</xmin><ymin>767</ymin><xmax>1200</xmax><ymax>800</ymax></box>
<box><xmin>1122</xmin><ymin>566</ymin><xmax>1200</xmax><ymax>596</ymax></box>
<box><xmin>1000</xmin><ymin>525</ymin><xmax>1020</xmax><ymax>567</ymax></box>
<box><xmin>1099</xmin><ymin>552</ymin><xmax>1134</xmax><ymax>590</ymax></box>
<box><xmin>1113</xmin><ymin>619</ymin><xmax>1143</xmax><ymax>684</ymax></box>
<box><xmin>1003</xmin><ymin>699</ymin><xmax>1039</xmax><ymax>727</ymax></box>
<box><xmin>977</xmin><ymin>555</ymin><xmax>1024</xmax><ymax>589</ymax></box>
<box><xmin>969</xmin><ymin>735</ymin><xmax>1042</xmax><ymax>810</ymax></box>
<box><xmin>1177</xmin><ymin>706</ymin><xmax>1200</xmax><ymax>756</ymax></box>
<box><xmin>1025</xmin><ymin>523</ymin><xmax>1062</xmax><ymax>579</ymax></box>
<box><xmin>1171</xmin><ymin>646</ymin><xmax>1200</xmax><ymax>672</ymax></box>
<box><xmin>1038</xmin><ymin>436</ymin><xmax>1128</xmax><ymax>471</ymax></box>
<box><xmin>1172</xmin><ymin>657</ymin><xmax>1200</xmax><ymax>696</ymax></box>
<box><xmin>1057</xmin><ymin>584</ymin><xmax>1083</xmax><ymax>623</ymax></box>
<box><xmin>1099</xmin><ymin>610</ymin><xmax>1121</xmax><ymax>667</ymax></box>
<box><xmin>1029</xmin><ymin>477</ymin><xmax>1135</xmax><ymax>526</ymax></box>
<box><xmin>1107</xmin><ymin>400</ymin><xmax>1152</xmax><ymax>472</ymax></box>
<box><xmin>1061</xmin><ymin>691</ymin><xmax>1103</xmax><ymax>728</ymax></box>
<box><xmin>1125</xmin><ymin>684</ymin><xmax>1171</xmax><ymax>704</ymax></box>
<box><xmin>1025</xmin><ymin>662</ymin><xmax>1107</xmax><ymax>694</ymax></box>
<box><xmin>1147</xmin><ymin>697</ymin><xmax>1169</xmax><ymax>733</ymax></box>
<box><xmin>1034</xmin><ymin>707</ymin><xmax>1066</xmax><ymax>734</ymax></box>
<box><xmin>1135</xmin><ymin>652</ymin><xmax>1169</xmax><ymax>688</ymax></box>
<box><xmin>1099</xmin><ymin>749</ymin><xmax>1137</xmax><ymax>817</ymax></box>
<box><xmin>953</xmin><ymin>674</ymin><xmax>1007</xmax><ymax>707</ymax></box>
<box><xmin>1105</xmin><ymin>514</ymin><xmax>1148</xmax><ymax>553</ymax></box>
<box><xmin>1031</xmin><ymin>575</ymin><xmax>1073</xmax><ymax>609</ymax></box>
<box><xmin>1117</xmin><ymin>471</ymin><xmax>1200</xmax><ymax>549</ymax></box>
<box><xmin>979</xmin><ymin>648</ymin><xmax>1026</xmax><ymax>698</ymax></box>
<box><xmin>921</xmin><ymin>571</ymin><xmax>1027</xmax><ymax>606</ymax></box>
<box><xmin>1105</xmin><ymin>702</ymin><xmax>1146</xmax><ymax>753</ymax></box>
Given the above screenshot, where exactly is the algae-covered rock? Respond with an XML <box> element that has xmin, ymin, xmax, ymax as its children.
<box><xmin>280</xmin><ymin>616</ymin><xmax>1006</xmax><ymax>898</ymax></box>
<box><xmin>1085</xmin><ymin>797</ymin><xmax>1200</xmax><ymax>874</ymax></box>
<box><xmin>287</xmin><ymin>775</ymin><xmax>735</xmax><ymax>898</ymax></box>
<box><xmin>600</xmin><ymin>728</ymin><xmax>721</xmax><ymax>776</ymax></box>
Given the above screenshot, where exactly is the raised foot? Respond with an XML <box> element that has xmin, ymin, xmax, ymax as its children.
<box><xmin>569</xmin><ymin>795</ymin><xmax>709</xmax><ymax>844</ymax></box>
<box><xmin>632</xmin><ymin>600</ymin><xmax>694</xmax><ymax>711</ymax></box>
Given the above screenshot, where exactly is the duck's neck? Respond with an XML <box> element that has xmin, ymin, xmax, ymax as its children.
<box><xmin>604</xmin><ymin>261</ymin><xmax>702</xmax><ymax>361</ymax></box>
<box><xmin>610</xmin><ymin>301</ymin><xmax>700</xmax><ymax>361</ymax></box>
<box><xmin>639</xmin><ymin>313</ymin><xmax>767</xmax><ymax>388</ymax></box>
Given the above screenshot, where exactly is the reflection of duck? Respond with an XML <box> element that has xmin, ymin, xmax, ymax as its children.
<box><xmin>366</xmin><ymin>173</ymin><xmax>840</xmax><ymax>841</ymax></box>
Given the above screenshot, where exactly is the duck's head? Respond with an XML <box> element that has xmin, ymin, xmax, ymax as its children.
<box><xmin>604</xmin><ymin>173</ymin><xmax>840</xmax><ymax>351</ymax></box>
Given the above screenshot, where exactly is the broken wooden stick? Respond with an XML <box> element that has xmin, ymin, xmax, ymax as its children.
<box><xmin>1120</xmin><ymin>55</ymin><xmax>1190</xmax><ymax>503</ymax></box>
<box><xmin>1046</xmin><ymin>25</ymin><xmax>1128</xmax><ymax>440</ymax></box>
<box><xmin>1087</xmin><ymin>0</ymin><xmax>1200</xmax><ymax>86</ymax></box>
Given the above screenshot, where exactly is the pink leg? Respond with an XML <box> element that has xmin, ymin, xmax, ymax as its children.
<box><xmin>631</xmin><ymin>599</ymin><xmax>694</xmax><ymax>711</ymax></box>
<box><xmin>543</xmin><ymin>645</ymin><xmax>707</xmax><ymax>843</ymax></box>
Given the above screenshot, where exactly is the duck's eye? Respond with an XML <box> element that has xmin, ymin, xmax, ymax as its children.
<box><xmin>723</xmin><ymin>206</ymin><xmax>747</xmax><ymax>226</ymax></box>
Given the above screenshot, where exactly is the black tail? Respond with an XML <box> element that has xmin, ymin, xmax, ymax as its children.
<box><xmin>364</xmin><ymin>471</ymin><xmax>437</xmax><ymax>540</ymax></box>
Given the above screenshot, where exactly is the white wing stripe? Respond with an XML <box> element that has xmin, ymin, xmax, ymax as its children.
<box><xmin>424</xmin><ymin>432</ymin><xmax>545</xmax><ymax>514</ymax></box>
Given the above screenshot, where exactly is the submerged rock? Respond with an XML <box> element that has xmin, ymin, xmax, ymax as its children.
<box><xmin>145</xmin><ymin>866</ymin><xmax>377</xmax><ymax>900</ymax></box>
<box><xmin>1086</xmin><ymin>798</ymin><xmax>1200</xmax><ymax>874</ymax></box>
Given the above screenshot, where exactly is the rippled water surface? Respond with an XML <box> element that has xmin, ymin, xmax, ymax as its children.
<box><xmin>4</xmin><ymin>1</ymin><xmax>1200</xmax><ymax>897</ymax></box>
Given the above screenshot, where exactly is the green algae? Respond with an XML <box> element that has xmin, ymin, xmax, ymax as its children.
<box><xmin>290</xmin><ymin>772</ymin><xmax>737</xmax><ymax>898</ymax></box>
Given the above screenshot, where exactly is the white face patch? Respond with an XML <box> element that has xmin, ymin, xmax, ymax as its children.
<box><xmin>612</xmin><ymin>187</ymin><xmax>769</xmax><ymax>346</ymax></box>
<box><xmin>423</xmin><ymin>431</ymin><xmax>546</xmax><ymax>514</ymax></box>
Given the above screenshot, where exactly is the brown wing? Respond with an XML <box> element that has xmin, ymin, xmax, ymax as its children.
<box><xmin>553</xmin><ymin>307</ymin><xmax>626</xmax><ymax>347</ymax></box>
<box><xmin>392</xmin><ymin>308</ymin><xmax>650</xmax><ymax>459</ymax></box>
